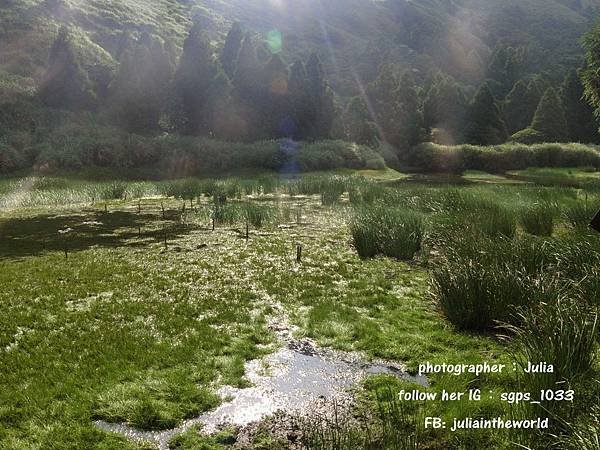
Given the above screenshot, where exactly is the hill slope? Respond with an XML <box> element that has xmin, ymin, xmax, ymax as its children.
<box><xmin>0</xmin><ymin>0</ymin><xmax>599</xmax><ymax>98</ymax></box>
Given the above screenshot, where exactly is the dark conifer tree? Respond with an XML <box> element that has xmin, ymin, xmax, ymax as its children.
<box><xmin>261</xmin><ymin>54</ymin><xmax>290</xmax><ymax>138</ymax></box>
<box><xmin>173</xmin><ymin>24</ymin><xmax>220</xmax><ymax>135</ymax></box>
<box><xmin>366</xmin><ymin>65</ymin><xmax>402</xmax><ymax>145</ymax></box>
<box><xmin>530</xmin><ymin>87</ymin><xmax>569</xmax><ymax>142</ymax></box>
<box><xmin>110</xmin><ymin>34</ymin><xmax>172</xmax><ymax>133</ymax></box>
<box><xmin>423</xmin><ymin>75</ymin><xmax>467</xmax><ymax>143</ymax></box>
<box><xmin>464</xmin><ymin>83</ymin><xmax>508</xmax><ymax>145</ymax></box>
<box><xmin>305</xmin><ymin>53</ymin><xmax>334</xmax><ymax>139</ymax></box>
<box><xmin>560</xmin><ymin>69</ymin><xmax>599</xmax><ymax>143</ymax></box>
<box><xmin>288</xmin><ymin>60</ymin><xmax>311</xmax><ymax>139</ymax></box>
<box><xmin>344</xmin><ymin>97</ymin><xmax>379</xmax><ymax>146</ymax></box>
<box><xmin>503</xmin><ymin>79</ymin><xmax>536</xmax><ymax>134</ymax></box>
<box><xmin>220</xmin><ymin>22</ymin><xmax>243</xmax><ymax>78</ymax></box>
<box><xmin>38</xmin><ymin>27</ymin><xmax>95</xmax><ymax>110</ymax></box>
<box><xmin>396</xmin><ymin>72</ymin><xmax>425</xmax><ymax>148</ymax></box>
<box><xmin>233</xmin><ymin>34</ymin><xmax>264</xmax><ymax>139</ymax></box>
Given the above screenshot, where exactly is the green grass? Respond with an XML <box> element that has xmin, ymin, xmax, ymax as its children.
<box><xmin>0</xmin><ymin>171</ymin><xmax>599</xmax><ymax>449</ymax></box>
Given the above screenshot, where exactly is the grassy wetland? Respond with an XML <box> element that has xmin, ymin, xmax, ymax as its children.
<box><xmin>0</xmin><ymin>169</ymin><xmax>599</xmax><ymax>450</ymax></box>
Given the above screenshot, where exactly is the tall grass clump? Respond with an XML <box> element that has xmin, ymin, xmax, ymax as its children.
<box><xmin>507</xmin><ymin>297</ymin><xmax>598</xmax><ymax>384</ymax></box>
<box><xmin>348</xmin><ymin>178</ymin><xmax>386</xmax><ymax>204</ymax></box>
<box><xmin>212</xmin><ymin>203</ymin><xmax>241</xmax><ymax>226</ymax></box>
<box><xmin>431</xmin><ymin>235</ymin><xmax>555</xmax><ymax>330</ymax></box>
<box><xmin>477</xmin><ymin>203</ymin><xmax>517</xmax><ymax>238</ymax></box>
<box><xmin>161</xmin><ymin>179</ymin><xmax>202</xmax><ymax>204</ymax></box>
<box><xmin>242</xmin><ymin>203</ymin><xmax>273</xmax><ymax>228</ymax></box>
<box><xmin>561</xmin><ymin>407</ymin><xmax>600</xmax><ymax>450</ymax></box>
<box><xmin>100</xmin><ymin>181</ymin><xmax>127</xmax><ymax>200</ymax></box>
<box><xmin>503</xmin><ymin>297</ymin><xmax>598</xmax><ymax>443</ymax></box>
<box><xmin>351</xmin><ymin>205</ymin><xmax>424</xmax><ymax>260</ymax></box>
<box><xmin>321</xmin><ymin>176</ymin><xmax>348</xmax><ymax>205</ymax></box>
<box><xmin>519</xmin><ymin>203</ymin><xmax>555</xmax><ymax>236</ymax></box>
<box><xmin>565</xmin><ymin>200</ymin><xmax>600</xmax><ymax>230</ymax></box>
<box><xmin>439</xmin><ymin>190</ymin><xmax>516</xmax><ymax>238</ymax></box>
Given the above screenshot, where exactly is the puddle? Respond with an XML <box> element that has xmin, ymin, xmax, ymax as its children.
<box><xmin>96</xmin><ymin>305</ymin><xmax>427</xmax><ymax>449</ymax></box>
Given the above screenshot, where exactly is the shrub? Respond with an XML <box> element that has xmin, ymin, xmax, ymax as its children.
<box><xmin>405</xmin><ymin>142</ymin><xmax>600</xmax><ymax>174</ymax></box>
<box><xmin>519</xmin><ymin>204</ymin><xmax>555</xmax><ymax>236</ymax></box>
<box><xmin>510</xmin><ymin>128</ymin><xmax>547</xmax><ymax>144</ymax></box>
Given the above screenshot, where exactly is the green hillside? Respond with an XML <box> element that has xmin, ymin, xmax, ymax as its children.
<box><xmin>1</xmin><ymin>0</ymin><xmax>600</xmax><ymax>98</ymax></box>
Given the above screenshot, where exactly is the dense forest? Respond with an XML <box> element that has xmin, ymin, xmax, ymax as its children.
<box><xmin>2</xmin><ymin>0</ymin><xmax>600</xmax><ymax>176</ymax></box>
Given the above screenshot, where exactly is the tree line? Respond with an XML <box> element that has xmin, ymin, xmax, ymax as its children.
<box><xmin>37</xmin><ymin>23</ymin><xmax>600</xmax><ymax>153</ymax></box>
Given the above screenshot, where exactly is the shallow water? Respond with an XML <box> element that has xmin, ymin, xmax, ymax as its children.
<box><xmin>96</xmin><ymin>335</ymin><xmax>427</xmax><ymax>449</ymax></box>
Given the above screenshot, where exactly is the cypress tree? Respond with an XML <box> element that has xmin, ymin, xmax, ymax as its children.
<box><xmin>503</xmin><ymin>79</ymin><xmax>536</xmax><ymax>134</ymax></box>
<box><xmin>173</xmin><ymin>24</ymin><xmax>219</xmax><ymax>135</ymax></box>
<box><xmin>233</xmin><ymin>34</ymin><xmax>264</xmax><ymax>139</ymax></box>
<box><xmin>396</xmin><ymin>72</ymin><xmax>425</xmax><ymax>148</ymax></box>
<box><xmin>305</xmin><ymin>52</ymin><xmax>334</xmax><ymax>139</ymax></box>
<box><xmin>288</xmin><ymin>60</ymin><xmax>311</xmax><ymax>140</ymax></box>
<box><xmin>582</xmin><ymin>22</ymin><xmax>600</xmax><ymax>118</ymax></box>
<box><xmin>344</xmin><ymin>96</ymin><xmax>379</xmax><ymax>146</ymax></box>
<box><xmin>261</xmin><ymin>54</ymin><xmax>290</xmax><ymax>137</ymax></box>
<box><xmin>367</xmin><ymin>65</ymin><xmax>402</xmax><ymax>145</ymax></box>
<box><xmin>464</xmin><ymin>83</ymin><xmax>508</xmax><ymax>145</ymax></box>
<box><xmin>366</xmin><ymin>66</ymin><xmax>423</xmax><ymax>149</ymax></box>
<box><xmin>530</xmin><ymin>88</ymin><xmax>569</xmax><ymax>142</ymax></box>
<box><xmin>561</xmin><ymin>69</ymin><xmax>599</xmax><ymax>143</ymax></box>
<box><xmin>423</xmin><ymin>75</ymin><xmax>467</xmax><ymax>143</ymax></box>
<box><xmin>38</xmin><ymin>27</ymin><xmax>95</xmax><ymax>110</ymax></box>
<box><xmin>110</xmin><ymin>35</ymin><xmax>172</xmax><ymax>133</ymax></box>
<box><xmin>220</xmin><ymin>22</ymin><xmax>243</xmax><ymax>78</ymax></box>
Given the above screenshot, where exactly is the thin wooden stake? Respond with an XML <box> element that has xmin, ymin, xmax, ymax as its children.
<box><xmin>246</xmin><ymin>220</ymin><xmax>250</xmax><ymax>242</ymax></box>
<box><xmin>296</xmin><ymin>243</ymin><xmax>302</xmax><ymax>263</ymax></box>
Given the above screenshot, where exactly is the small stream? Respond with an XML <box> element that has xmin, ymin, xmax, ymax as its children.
<box><xmin>96</xmin><ymin>306</ymin><xmax>427</xmax><ymax>449</ymax></box>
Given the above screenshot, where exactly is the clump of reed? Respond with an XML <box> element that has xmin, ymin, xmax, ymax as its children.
<box><xmin>519</xmin><ymin>203</ymin><xmax>555</xmax><ymax>236</ymax></box>
<box><xmin>320</xmin><ymin>176</ymin><xmax>348</xmax><ymax>205</ymax></box>
<box><xmin>242</xmin><ymin>203</ymin><xmax>273</xmax><ymax>228</ymax></box>
<box><xmin>348</xmin><ymin>178</ymin><xmax>386</xmax><ymax>204</ymax></box>
<box><xmin>502</xmin><ymin>295</ymin><xmax>598</xmax><ymax>446</ymax></box>
<box><xmin>438</xmin><ymin>189</ymin><xmax>517</xmax><ymax>238</ymax></box>
<box><xmin>350</xmin><ymin>205</ymin><xmax>424</xmax><ymax>260</ymax></box>
<box><xmin>564</xmin><ymin>200</ymin><xmax>600</xmax><ymax>231</ymax></box>
<box><xmin>430</xmin><ymin>235</ymin><xmax>556</xmax><ymax>330</ymax></box>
